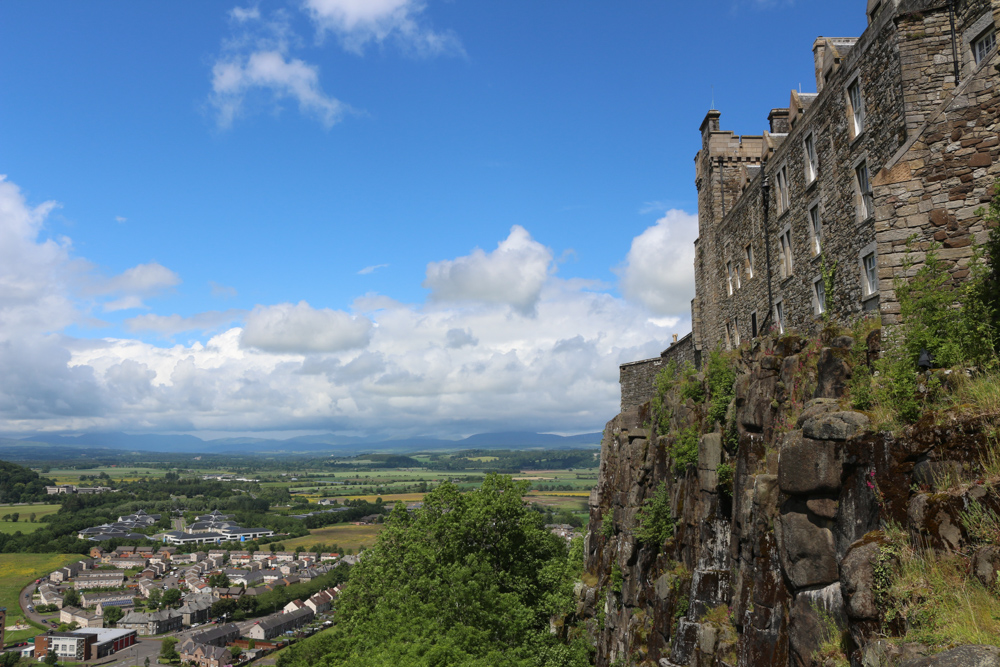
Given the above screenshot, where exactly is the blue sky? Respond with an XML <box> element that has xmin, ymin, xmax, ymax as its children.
<box><xmin>0</xmin><ymin>1</ymin><xmax>866</xmax><ymax>440</ymax></box>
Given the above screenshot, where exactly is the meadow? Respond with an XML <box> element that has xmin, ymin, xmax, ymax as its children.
<box><xmin>0</xmin><ymin>553</ymin><xmax>82</xmax><ymax>644</ymax></box>
<box><xmin>0</xmin><ymin>503</ymin><xmax>61</xmax><ymax>535</ymax></box>
<box><xmin>279</xmin><ymin>524</ymin><xmax>384</xmax><ymax>553</ymax></box>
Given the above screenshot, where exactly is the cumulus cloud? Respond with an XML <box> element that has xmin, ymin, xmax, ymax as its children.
<box><xmin>302</xmin><ymin>0</ymin><xmax>463</xmax><ymax>56</ymax></box>
<box><xmin>0</xmin><ymin>175</ymin><xmax>77</xmax><ymax>339</ymax></box>
<box><xmin>125</xmin><ymin>309</ymin><xmax>248</xmax><ymax>336</ymax></box>
<box><xmin>424</xmin><ymin>225</ymin><xmax>553</xmax><ymax>316</ymax></box>
<box><xmin>210</xmin><ymin>7</ymin><xmax>347</xmax><ymax>129</ymax></box>
<box><xmin>617</xmin><ymin>209</ymin><xmax>698</xmax><ymax>316</ymax></box>
<box><xmin>240</xmin><ymin>301</ymin><xmax>373</xmax><ymax>353</ymax></box>
<box><xmin>0</xmin><ymin>177</ymin><xmax>690</xmax><ymax>439</ymax></box>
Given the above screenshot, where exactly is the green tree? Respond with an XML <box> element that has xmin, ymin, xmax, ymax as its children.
<box><xmin>160</xmin><ymin>637</ymin><xmax>179</xmax><ymax>662</ymax></box>
<box><xmin>277</xmin><ymin>475</ymin><xmax>590</xmax><ymax>667</ymax></box>
<box><xmin>162</xmin><ymin>588</ymin><xmax>182</xmax><ymax>607</ymax></box>
<box><xmin>103</xmin><ymin>605</ymin><xmax>124</xmax><ymax>626</ymax></box>
<box><xmin>148</xmin><ymin>587</ymin><xmax>162</xmax><ymax>608</ymax></box>
<box><xmin>62</xmin><ymin>588</ymin><xmax>80</xmax><ymax>608</ymax></box>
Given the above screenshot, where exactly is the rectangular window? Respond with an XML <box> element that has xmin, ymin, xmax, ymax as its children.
<box><xmin>848</xmin><ymin>80</ymin><xmax>865</xmax><ymax>137</ymax></box>
<box><xmin>727</xmin><ymin>261</ymin><xmax>734</xmax><ymax>295</ymax></box>
<box><xmin>745</xmin><ymin>244</ymin><xmax>754</xmax><ymax>278</ymax></box>
<box><xmin>751</xmin><ymin>311</ymin><xmax>758</xmax><ymax>338</ymax></box>
<box><xmin>733</xmin><ymin>317</ymin><xmax>741</xmax><ymax>346</ymax></box>
<box><xmin>856</xmin><ymin>162</ymin><xmax>873</xmax><ymax>219</ymax></box>
<box><xmin>814</xmin><ymin>278</ymin><xmax>826</xmax><ymax>315</ymax></box>
<box><xmin>863</xmin><ymin>252</ymin><xmax>879</xmax><ymax>296</ymax></box>
<box><xmin>776</xmin><ymin>165</ymin><xmax>790</xmax><ymax>214</ymax></box>
<box><xmin>725</xmin><ymin>322</ymin><xmax>733</xmax><ymax>348</ymax></box>
<box><xmin>973</xmin><ymin>29</ymin><xmax>997</xmax><ymax>64</ymax></box>
<box><xmin>779</xmin><ymin>229</ymin><xmax>793</xmax><ymax>279</ymax></box>
<box><xmin>804</xmin><ymin>133</ymin><xmax>819</xmax><ymax>183</ymax></box>
<box><xmin>775</xmin><ymin>300</ymin><xmax>785</xmax><ymax>334</ymax></box>
<box><xmin>809</xmin><ymin>205</ymin><xmax>822</xmax><ymax>255</ymax></box>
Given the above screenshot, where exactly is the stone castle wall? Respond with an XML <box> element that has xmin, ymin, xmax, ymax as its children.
<box><xmin>618</xmin><ymin>334</ymin><xmax>696</xmax><ymax>412</ymax></box>
<box><xmin>688</xmin><ymin>0</ymin><xmax>998</xmax><ymax>357</ymax></box>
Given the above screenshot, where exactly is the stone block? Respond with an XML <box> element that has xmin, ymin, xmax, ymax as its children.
<box><xmin>776</xmin><ymin>510</ymin><xmax>839</xmax><ymax>589</ymax></box>
<box><xmin>801</xmin><ymin>411</ymin><xmax>870</xmax><ymax>441</ymax></box>
<box><xmin>778</xmin><ymin>431</ymin><xmax>842</xmax><ymax>495</ymax></box>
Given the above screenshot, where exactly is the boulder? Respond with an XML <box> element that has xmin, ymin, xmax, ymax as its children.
<box><xmin>814</xmin><ymin>347</ymin><xmax>852</xmax><ymax>399</ymax></box>
<box><xmin>840</xmin><ymin>533</ymin><xmax>888</xmax><ymax>621</ymax></box>
<box><xmin>795</xmin><ymin>398</ymin><xmax>841</xmax><ymax>427</ymax></box>
<box><xmin>776</xmin><ymin>510</ymin><xmax>839</xmax><ymax>589</ymax></box>
<box><xmin>972</xmin><ymin>546</ymin><xmax>1000</xmax><ymax>590</ymax></box>
<box><xmin>654</xmin><ymin>572</ymin><xmax>677</xmax><ymax>601</ymax></box>
<box><xmin>807</xmin><ymin>498</ymin><xmax>839</xmax><ymax>519</ymax></box>
<box><xmin>901</xmin><ymin>645</ymin><xmax>1000</xmax><ymax>667</ymax></box>
<box><xmin>801</xmin><ymin>411</ymin><xmax>870</xmax><ymax>441</ymax></box>
<box><xmin>907</xmin><ymin>493</ymin><xmax>965</xmax><ymax>551</ymax></box>
<box><xmin>830</xmin><ymin>335</ymin><xmax>854</xmax><ymax>350</ymax></box>
<box><xmin>778</xmin><ymin>432</ymin><xmax>842</xmax><ymax>495</ymax></box>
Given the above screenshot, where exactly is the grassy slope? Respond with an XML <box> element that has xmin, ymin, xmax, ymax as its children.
<box><xmin>279</xmin><ymin>524</ymin><xmax>384</xmax><ymax>552</ymax></box>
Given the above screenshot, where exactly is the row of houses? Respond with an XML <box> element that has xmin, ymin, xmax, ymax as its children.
<box><xmin>31</xmin><ymin>628</ymin><xmax>136</xmax><ymax>661</ymax></box>
<box><xmin>45</xmin><ymin>485</ymin><xmax>114</xmax><ymax>495</ymax></box>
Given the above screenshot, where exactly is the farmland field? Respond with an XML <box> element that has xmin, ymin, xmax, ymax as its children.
<box><xmin>44</xmin><ymin>466</ymin><xmax>169</xmax><ymax>484</ymax></box>
<box><xmin>0</xmin><ymin>504</ymin><xmax>62</xmax><ymax>535</ymax></box>
<box><xmin>0</xmin><ymin>553</ymin><xmax>83</xmax><ymax>629</ymax></box>
<box><xmin>280</xmin><ymin>524</ymin><xmax>384</xmax><ymax>552</ymax></box>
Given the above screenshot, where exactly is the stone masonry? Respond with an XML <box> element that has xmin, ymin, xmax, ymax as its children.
<box><xmin>688</xmin><ymin>0</ymin><xmax>999</xmax><ymax>358</ymax></box>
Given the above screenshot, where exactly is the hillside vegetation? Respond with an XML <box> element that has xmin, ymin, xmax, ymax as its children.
<box><xmin>277</xmin><ymin>474</ymin><xmax>591</xmax><ymax>667</ymax></box>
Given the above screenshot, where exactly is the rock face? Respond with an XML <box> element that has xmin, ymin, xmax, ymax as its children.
<box><xmin>582</xmin><ymin>332</ymin><xmax>1000</xmax><ymax>666</ymax></box>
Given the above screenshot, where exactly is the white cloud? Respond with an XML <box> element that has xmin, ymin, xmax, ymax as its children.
<box><xmin>210</xmin><ymin>281</ymin><xmax>238</xmax><ymax>298</ymax></box>
<box><xmin>0</xmin><ymin>179</ymin><xmax>689</xmax><ymax>439</ymax></box>
<box><xmin>240</xmin><ymin>301</ymin><xmax>373</xmax><ymax>353</ymax></box>
<box><xmin>0</xmin><ymin>175</ymin><xmax>77</xmax><ymax>340</ymax></box>
<box><xmin>617</xmin><ymin>209</ymin><xmax>698</xmax><ymax>316</ymax></box>
<box><xmin>423</xmin><ymin>225</ymin><xmax>553</xmax><ymax>316</ymax></box>
<box><xmin>125</xmin><ymin>310</ymin><xmax>248</xmax><ymax>336</ymax></box>
<box><xmin>115</xmin><ymin>216</ymin><xmax>127</xmax><ymax>224</ymax></box>
<box><xmin>212</xmin><ymin>50</ymin><xmax>346</xmax><ymax>129</ymax></box>
<box><xmin>230</xmin><ymin>5</ymin><xmax>261</xmax><ymax>22</ymax></box>
<box><xmin>357</xmin><ymin>263</ymin><xmax>388</xmax><ymax>275</ymax></box>
<box><xmin>100</xmin><ymin>262</ymin><xmax>180</xmax><ymax>295</ymax></box>
<box><xmin>302</xmin><ymin>0</ymin><xmax>462</xmax><ymax>56</ymax></box>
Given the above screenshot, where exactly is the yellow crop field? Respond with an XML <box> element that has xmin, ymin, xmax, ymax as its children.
<box><xmin>526</xmin><ymin>491</ymin><xmax>590</xmax><ymax>497</ymax></box>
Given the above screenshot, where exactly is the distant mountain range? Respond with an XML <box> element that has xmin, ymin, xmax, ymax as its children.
<box><xmin>0</xmin><ymin>430</ymin><xmax>602</xmax><ymax>457</ymax></box>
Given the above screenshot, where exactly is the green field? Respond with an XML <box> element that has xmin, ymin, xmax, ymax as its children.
<box><xmin>0</xmin><ymin>504</ymin><xmax>62</xmax><ymax>535</ymax></box>
<box><xmin>0</xmin><ymin>553</ymin><xmax>83</xmax><ymax>641</ymax></box>
<box><xmin>280</xmin><ymin>524</ymin><xmax>384</xmax><ymax>552</ymax></box>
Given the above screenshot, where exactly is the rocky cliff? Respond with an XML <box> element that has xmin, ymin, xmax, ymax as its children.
<box><xmin>580</xmin><ymin>331</ymin><xmax>1000</xmax><ymax>667</ymax></box>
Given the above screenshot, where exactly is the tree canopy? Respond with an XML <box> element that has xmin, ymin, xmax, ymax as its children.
<box><xmin>277</xmin><ymin>474</ymin><xmax>590</xmax><ymax>667</ymax></box>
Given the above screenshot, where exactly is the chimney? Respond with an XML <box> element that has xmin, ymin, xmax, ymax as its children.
<box><xmin>672</xmin><ymin>334</ymin><xmax>679</xmax><ymax>344</ymax></box>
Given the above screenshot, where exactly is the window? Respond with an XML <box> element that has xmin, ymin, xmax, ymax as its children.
<box><xmin>847</xmin><ymin>79</ymin><xmax>865</xmax><ymax>138</ymax></box>
<box><xmin>775</xmin><ymin>300</ymin><xmax>786</xmax><ymax>334</ymax></box>
<box><xmin>973</xmin><ymin>28</ymin><xmax>997</xmax><ymax>64</ymax></box>
<box><xmin>813</xmin><ymin>277</ymin><xmax>826</xmax><ymax>316</ymax></box>
<box><xmin>751</xmin><ymin>311</ymin><xmax>758</xmax><ymax>338</ymax></box>
<box><xmin>727</xmin><ymin>261</ymin><xmax>734</xmax><ymax>295</ymax></box>
<box><xmin>809</xmin><ymin>205</ymin><xmax>822</xmax><ymax>255</ymax></box>
<box><xmin>856</xmin><ymin>161</ymin><xmax>873</xmax><ymax>220</ymax></box>
<box><xmin>862</xmin><ymin>252</ymin><xmax>879</xmax><ymax>296</ymax></box>
<box><xmin>745</xmin><ymin>244</ymin><xmax>754</xmax><ymax>278</ymax></box>
<box><xmin>804</xmin><ymin>133</ymin><xmax>819</xmax><ymax>183</ymax></box>
<box><xmin>776</xmin><ymin>165</ymin><xmax>790</xmax><ymax>214</ymax></box>
<box><xmin>733</xmin><ymin>317</ymin><xmax>741</xmax><ymax>346</ymax></box>
<box><xmin>779</xmin><ymin>228</ymin><xmax>793</xmax><ymax>279</ymax></box>
<box><xmin>725</xmin><ymin>322</ymin><xmax>734</xmax><ymax>348</ymax></box>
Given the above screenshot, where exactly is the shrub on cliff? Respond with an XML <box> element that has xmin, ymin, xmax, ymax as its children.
<box><xmin>635</xmin><ymin>481</ymin><xmax>674</xmax><ymax>548</ymax></box>
<box><xmin>706</xmin><ymin>348</ymin><xmax>737</xmax><ymax>429</ymax></box>
<box><xmin>671</xmin><ymin>426</ymin><xmax>699</xmax><ymax>473</ymax></box>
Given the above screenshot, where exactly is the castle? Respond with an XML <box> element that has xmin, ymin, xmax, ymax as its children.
<box><xmin>621</xmin><ymin>0</ymin><xmax>1000</xmax><ymax>411</ymax></box>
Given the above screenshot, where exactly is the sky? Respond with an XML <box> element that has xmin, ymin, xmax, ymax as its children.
<box><xmin>0</xmin><ymin>0</ymin><xmax>867</xmax><ymax>441</ymax></box>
